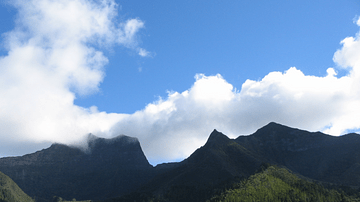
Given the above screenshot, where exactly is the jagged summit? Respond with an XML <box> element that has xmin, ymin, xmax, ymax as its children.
<box><xmin>206</xmin><ymin>129</ymin><xmax>230</xmax><ymax>144</ymax></box>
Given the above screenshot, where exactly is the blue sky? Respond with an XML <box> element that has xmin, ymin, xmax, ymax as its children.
<box><xmin>0</xmin><ymin>0</ymin><xmax>360</xmax><ymax>165</ymax></box>
<box><xmin>74</xmin><ymin>0</ymin><xmax>359</xmax><ymax>113</ymax></box>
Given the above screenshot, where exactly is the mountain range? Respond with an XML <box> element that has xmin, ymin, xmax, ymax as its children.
<box><xmin>0</xmin><ymin>122</ymin><xmax>359</xmax><ymax>201</ymax></box>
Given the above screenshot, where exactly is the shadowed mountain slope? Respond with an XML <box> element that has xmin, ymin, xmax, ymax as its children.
<box><xmin>112</xmin><ymin>123</ymin><xmax>360</xmax><ymax>202</ymax></box>
<box><xmin>0</xmin><ymin>134</ymin><xmax>155</xmax><ymax>202</ymax></box>
<box><xmin>131</xmin><ymin>129</ymin><xmax>263</xmax><ymax>202</ymax></box>
<box><xmin>235</xmin><ymin>122</ymin><xmax>360</xmax><ymax>186</ymax></box>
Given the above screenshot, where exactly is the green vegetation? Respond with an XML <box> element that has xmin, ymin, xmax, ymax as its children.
<box><xmin>208</xmin><ymin>166</ymin><xmax>360</xmax><ymax>202</ymax></box>
<box><xmin>0</xmin><ymin>171</ymin><xmax>34</xmax><ymax>202</ymax></box>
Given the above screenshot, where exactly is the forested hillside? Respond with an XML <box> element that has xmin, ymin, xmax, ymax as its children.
<box><xmin>0</xmin><ymin>171</ymin><xmax>34</xmax><ymax>202</ymax></box>
<box><xmin>208</xmin><ymin>166</ymin><xmax>360</xmax><ymax>202</ymax></box>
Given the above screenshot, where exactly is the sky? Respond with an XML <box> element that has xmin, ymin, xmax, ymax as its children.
<box><xmin>0</xmin><ymin>0</ymin><xmax>360</xmax><ymax>165</ymax></box>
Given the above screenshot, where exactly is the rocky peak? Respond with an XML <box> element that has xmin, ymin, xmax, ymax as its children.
<box><xmin>205</xmin><ymin>129</ymin><xmax>231</xmax><ymax>147</ymax></box>
<box><xmin>254</xmin><ymin>122</ymin><xmax>291</xmax><ymax>136</ymax></box>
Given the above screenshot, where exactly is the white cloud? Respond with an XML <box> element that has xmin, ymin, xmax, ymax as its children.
<box><xmin>0</xmin><ymin>0</ymin><xmax>145</xmax><ymax>155</ymax></box>
<box><xmin>354</xmin><ymin>16</ymin><xmax>360</xmax><ymax>26</ymax></box>
<box><xmin>109</xmin><ymin>24</ymin><xmax>360</xmax><ymax>164</ymax></box>
<box><xmin>109</xmin><ymin>69</ymin><xmax>355</xmax><ymax>162</ymax></box>
<box><xmin>117</xmin><ymin>18</ymin><xmax>145</xmax><ymax>48</ymax></box>
<box><xmin>138</xmin><ymin>48</ymin><xmax>150</xmax><ymax>57</ymax></box>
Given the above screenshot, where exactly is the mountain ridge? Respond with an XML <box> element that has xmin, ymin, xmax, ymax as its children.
<box><xmin>235</xmin><ymin>122</ymin><xmax>360</xmax><ymax>186</ymax></box>
<box><xmin>113</xmin><ymin>122</ymin><xmax>360</xmax><ymax>201</ymax></box>
<box><xmin>1</xmin><ymin>122</ymin><xmax>360</xmax><ymax>202</ymax></box>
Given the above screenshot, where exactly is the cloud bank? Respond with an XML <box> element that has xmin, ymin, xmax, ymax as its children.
<box><xmin>0</xmin><ymin>0</ymin><xmax>146</xmax><ymax>154</ymax></box>
<box><xmin>110</xmin><ymin>17</ymin><xmax>360</xmax><ymax>163</ymax></box>
<box><xmin>1</xmin><ymin>0</ymin><xmax>360</xmax><ymax>164</ymax></box>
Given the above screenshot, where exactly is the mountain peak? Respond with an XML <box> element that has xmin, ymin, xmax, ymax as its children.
<box><xmin>206</xmin><ymin>129</ymin><xmax>230</xmax><ymax>145</ymax></box>
<box><xmin>253</xmin><ymin>122</ymin><xmax>294</xmax><ymax>138</ymax></box>
<box><xmin>263</xmin><ymin>122</ymin><xmax>287</xmax><ymax>129</ymax></box>
<box><xmin>86</xmin><ymin>133</ymin><xmax>98</xmax><ymax>142</ymax></box>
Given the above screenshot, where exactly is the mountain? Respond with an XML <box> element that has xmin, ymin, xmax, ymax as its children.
<box><xmin>235</xmin><ymin>122</ymin><xmax>360</xmax><ymax>186</ymax></box>
<box><xmin>1</xmin><ymin>122</ymin><xmax>360</xmax><ymax>202</ymax></box>
<box><xmin>0</xmin><ymin>134</ymin><xmax>155</xmax><ymax>202</ymax></box>
<box><xmin>0</xmin><ymin>171</ymin><xmax>34</xmax><ymax>202</ymax></box>
<box><xmin>111</xmin><ymin>123</ymin><xmax>360</xmax><ymax>202</ymax></box>
<box><xmin>114</xmin><ymin>129</ymin><xmax>264</xmax><ymax>202</ymax></box>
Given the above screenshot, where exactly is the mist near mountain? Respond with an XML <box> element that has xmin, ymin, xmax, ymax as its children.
<box><xmin>0</xmin><ymin>134</ymin><xmax>155</xmax><ymax>201</ymax></box>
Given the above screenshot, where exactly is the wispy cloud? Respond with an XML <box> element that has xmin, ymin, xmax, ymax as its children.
<box><xmin>354</xmin><ymin>16</ymin><xmax>360</xmax><ymax>26</ymax></box>
<box><xmin>138</xmin><ymin>48</ymin><xmax>151</xmax><ymax>57</ymax></box>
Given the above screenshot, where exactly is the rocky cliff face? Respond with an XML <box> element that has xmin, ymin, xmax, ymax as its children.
<box><xmin>0</xmin><ymin>134</ymin><xmax>155</xmax><ymax>202</ymax></box>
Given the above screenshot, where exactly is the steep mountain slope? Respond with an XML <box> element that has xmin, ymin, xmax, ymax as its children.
<box><xmin>0</xmin><ymin>171</ymin><xmax>34</xmax><ymax>202</ymax></box>
<box><xmin>125</xmin><ymin>130</ymin><xmax>263</xmax><ymax>202</ymax></box>
<box><xmin>0</xmin><ymin>134</ymin><xmax>155</xmax><ymax>202</ymax></box>
<box><xmin>112</xmin><ymin>123</ymin><xmax>360</xmax><ymax>202</ymax></box>
<box><xmin>236</xmin><ymin>122</ymin><xmax>360</xmax><ymax>186</ymax></box>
